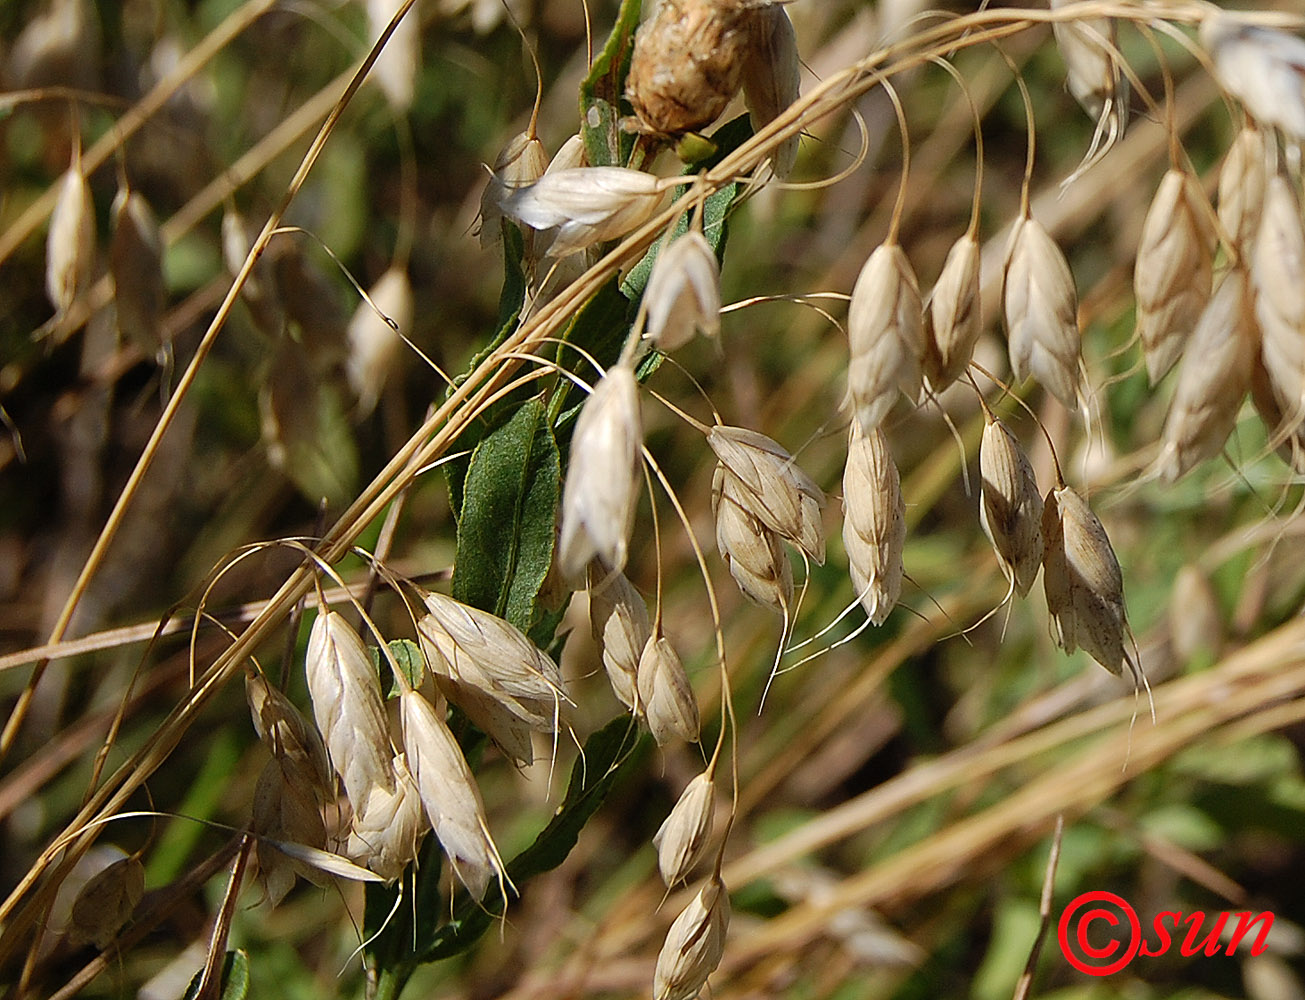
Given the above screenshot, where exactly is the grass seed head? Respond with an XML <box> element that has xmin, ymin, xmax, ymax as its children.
<box><xmin>558</xmin><ymin>364</ymin><xmax>643</xmax><ymax>583</ymax></box>
<box><xmin>347</xmin><ymin>266</ymin><xmax>413</xmax><ymax>418</ymax></box>
<box><xmin>842</xmin><ymin>422</ymin><xmax>905</xmax><ymax>626</ymax></box>
<box><xmin>1041</xmin><ymin>484</ymin><xmax>1128</xmax><ymax>676</ymax></box>
<box><xmin>654</xmin><ymin>772</ymin><xmax>716</xmax><ymax>888</ymax></box>
<box><xmin>741</xmin><ymin>4</ymin><xmax>801</xmax><ymax>177</ymax></box>
<box><xmin>637</xmin><ymin>633</ymin><xmax>701</xmax><ymax>746</ymax></box>
<box><xmin>924</xmin><ymin>232</ymin><xmax>982</xmax><ymax>390</ymax></box>
<box><xmin>244</xmin><ymin>667</ymin><xmax>333</xmax><ymax>801</ymax></box>
<box><xmin>110</xmin><ymin>187</ymin><xmax>164</xmax><ymax>354</ymax></box>
<box><xmin>847</xmin><ymin>242</ymin><xmax>925</xmax><ymax>432</ymax></box>
<box><xmin>1218</xmin><ymin>124</ymin><xmax>1268</xmax><ymax>255</ymax></box>
<box><xmin>1202</xmin><ymin>13</ymin><xmax>1305</xmax><ymax>141</ymax></box>
<box><xmin>46</xmin><ymin>161</ymin><xmax>96</xmax><ymax>316</ymax></box>
<box><xmin>712</xmin><ymin>464</ymin><xmax>794</xmax><ymax>613</ymax></box>
<box><xmin>708</xmin><ymin>425</ymin><xmax>826</xmax><ymax>564</ymax></box>
<box><xmin>588</xmin><ymin>566</ymin><xmax>652</xmax><ymax>713</ymax></box>
<box><xmin>653</xmin><ymin>874</ymin><xmax>730</xmax><ymax>1000</ymax></box>
<box><xmin>1135</xmin><ymin>170</ymin><xmax>1215</xmax><ymax>385</ymax></box>
<box><xmin>1252</xmin><ymin>174</ymin><xmax>1305</xmax><ymax>416</ymax></box>
<box><xmin>479</xmin><ymin>130</ymin><xmax>550</xmax><ymax>248</ymax></box>
<box><xmin>68</xmin><ymin>856</ymin><xmax>144</xmax><ymax>950</ymax></box>
<box><xmin>978</xmin><ymin>416</ymin><xmax>1044</xmax><ymax>597</ymax></box>
<box><xmin>645</xmin><ymin>230</ymin><xmax>721</xmax><ymax>351</ymax></box>
<box><xmin>366</xmin><ymin>0</ymin><xmax>420</xmax><ymax>111</ymax></box>
<box><xmin>1170</xmin><ymin>564</ymin><xmax>1224</xmax><ymax>664</ymax></box>
<box><xmin>1003</xmin><ymin>214</ymin><xmax>1081</xmax><ymax>408</ymax></box>
<box><xmin>1156</xmin><ymin>268</ymin><xmax>1256</xmax><ymax>481</ymax></box>
<box><xmin>500</xmin><ymin>166</ymin><xmax>665</xmax><ymax>257</ymax></box>
<box><xmin>346</xmin><ymin>753</ymin><xmax>429</xmax><ymax>883</ymax></box>
<box><xmin>1048</xmin><ymin>0</ymin><xmax>1129</xmax><ymax>130</ymax></box>
<box><xmin>252</xmin><ymin>757</ymin><xmax>330</xmax><ymax>906</ymax></box>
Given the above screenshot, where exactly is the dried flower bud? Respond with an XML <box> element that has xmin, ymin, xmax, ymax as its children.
<box><xmin>1003</xmin><ymin>214</ymin><xmax>1081</xmax><ymax>409</ymax></box>
<box><xmin>924</xmin><ymin>232</ymin><xmax>982</xmax><ymax>390</ymax></box>
<box><xmin>637</xmin><ymin>633</ymin><xmax>700</xmax><ymax>745</ymax></box>
<box><xmin>847</xmin><ymin>242</ymin><xmax>925</xmax><ymax>431</ymax></box>
<box><xmin>589</xmin><ymin>566</ymin><xmax>652</xmax><ymax>712</ymax></box>
<box><xmin>500</xmin><ymin>166</ymin><xmax>665</xmax><ymax>257</ymax></box>
<box><xmin>654</xmin><ymin>771</ymin><xmax>715</xmax><ymax>887</ymax></box>
<box><xmin>1041</xmin><ymin>484</ymin><xmax>1129</xmax><ymax>676</ymax></box>
<box><xmin>708</xmin><ymin>425</ymin><xmax>825</xmax><ymax>564</ymax></box>
<box><xmin>741</xmin><ymin>4</ymin><xmax>801</xmax><ymax>177</ymax></box>
<box><xmin>644</xmin><ymin>230</ymin><xmax>721</xmax><ymax>351</ymax></box>
<box><xmin>46</xmin><ymin>159</ymin><xmax>96</xmax><ymax>316</ymax></box>
<box><xmin>1049</xmin><ymin>0</ymin><xmax>1129</xmax><ymax>138</ymax></box>
<box><xmin>1218</xmin><ymin>125</ymin><xmax>1268</xmax><ymax>255</ymax></box>
<box><xmin>1156</xmin><ymin>268</ymin><xmax>1256</xmax><ymax>481</ymax></box>
<box><xmin>367</xmin><ymin>0</ymin><xmax>420</xmax><ymax>111</ymax></box>
<box><xmin>654</xmin><ymin>874</ymin><xmax>730</xmax><ymax>1000</ymax></box>
<box><xmin>1134</xmin><ymin>170</ymin><xmax>1215</xmax><ymax>384</ymax></box>
<box><xmin>245</xmin><ymin>668</ymin><xmax>332</xmax><ymax>800</ymax></box>
<box><xmin>347</xmin><ymin>754</ymin><xmax>429</xmax><ymax>883</ymax></box>
<box><xmin>712</xmin><ymin>464</ymin><xmax>794</xmax><ymax>613</ymax></box>
<box><xmin>842</xmin><ymin>422</ymin><xmax>905</xmax><ymax>625</ymax></box>
<box><xmin>347</xmin><ymin>266</ymin><xmax>413</xmax><ymax>417</ymax></box>
<box><xmin>110</xmin><ymin>187</ymin><xmax>164</xmax><ymax>355</ymax></box>
<box><xmin>1252</xmin><ymin>175</ymin><xmax>1305</xmax><ymax>417</ymax></box>
<box><xmin>68</xmin><ymin>855</ymin><xmax>144</xmax><ymax>949</ymax></box>
<box><xmin>978</xmin><ymin>416</ymin><xmax>1044</xmax><ymax>597</ymax></box>
<box><xmin>1202</xmin><ymin>13</ymin><xmax>1305</xmax><ymax>141</ymax></box>
<box><xmin>558</xmin><ymin>364</ymin><xmax>643</xmax><ymax>582</ymax></box>
<box><xmin>400</xmin><ymin>690</ymin><xmax>504</xmax><ymax>900</ymax></box>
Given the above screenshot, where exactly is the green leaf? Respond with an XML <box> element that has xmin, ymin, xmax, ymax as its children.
<box><xmin>370</xmin><ymin>639</ymin><xmax>426</xmax><ymax>698</ymax></box>
<box><xmin>183</xmin><ymin>950</ymin><xmax>250</xmax><ymax>1000</ymax></box>
<box><xmin>580</xmin><ymin>0</ymin><xmax>642</xmax><ymax>168</ymax></box>
<box><xmin>452</xmin><ymin>398</ymin><xmax>561</xmax><ymax>631</ymax></box>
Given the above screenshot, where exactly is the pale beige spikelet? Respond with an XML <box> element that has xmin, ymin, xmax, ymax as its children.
<box><xmin>305</xmin><ymin>609</ymin><xmax>395</xmax><ymax>809</ymax></box>
<box><xmin>367</xmin><ymin>0</ymin><xmax>420</xmax><ymax>111</ymax></box>
<box><xmin>653</xmin><ymin>771</ymin><xmax>715</xmax><ymax>888</ymax></box>
<box><xmin>1156</xmin><ymin>268</ymin><xmax>1256</xmax><ymax>481</ymax></box>
<box><xmin>637</xmin><ymin>633</ymin><xmax>700</xmax><ymax>745</ymax></box>
<box><xmin>347</xmin><ymin>754</ymin><xmax>429</xmax><ymax>883</ymax></box>
<box><xmin>842</xmin><ymin>422</ymin><xmax>905</xmax><ymax>626</ymax></box>
<box><xmin>46</xmin><ymin>157</ymin><xmax>96</xmax><ymax>316</ymax></box>
<box><xmin>1252</xmin><ymin>175</ymin><xmax>1305</xmax><ymax>417</ymax></box>
<box><xmin>68</xmin><ymin>855</ymin><xmax>144</xmax><ymax>949</ymax></box>
<box><xmin>1134</xmin><ymin>169</ymin><xmax>1215</xmax><ymax>384</ymax></box>
<box><xmin>1003</xmin><ymin>214</ymin><xmax>1081</xmax><ymax>408</ymax></box>
<box><xmin>1041</xmin><ymin>484</ymin><xmax>1129</xmax><ymax>676</ymax></box>
<box><xmin>588</xmin><ymin>566</ymin><xmax>651</xmax><ymax>713</ymax></box>
<box><xmin>978</xmin><ymin>416</ymin><xmax>1044</xmax><ymax>597</ymax></box>
<box><xmin>252</xmin><ymin>756</ymin><xmax>330</xmax><ymax>906</ymax></box>
<box><xmin>924</xmin><ymin>232</ymin><xmax>982</xmax><ymax>390</ymax></box>
<box><xmin>500</xmin><ymin>166</ymin><xmax>665</xmax><ymax>257</ymax></box>
<box><xmin>653</xmin><ymin>874</ymin><xmax>730</xmax><ymax>1000</ymax></box>
<box><xmin>244</xmin><ymin>668</ymin><xmax>332</xmax><ymax>800</ymax></box>
<box><xmin>644</xmin><ymin>230</ymin><xmax>721</xmax><ymax>351</ymax></box>
<box><xmin>1048</xmin><ymin>0</ymin><xmax>1129</xmax><ymax>138</ymax></box>
<box><xmin>558</xmin><ymin>363</ymin><xmax>643</xmax><ymax>582</ymax></box>
<box><xmin>546</xmin><ymin>133</ymin><xmax>587</xmax><ymax>175</ymax></box>
<box><xmin>400</xmin><ymin>689</ymin><xmax>504</xmax><ymax>900</ymax></box>
<box><xmin>741</xmin><ymin>4</ymin><xmax>801</xmax><ymax>178</ymax></box>
<box><xmin>347</xmin><ymin>266</ymin><xmax>413</xmax><ymax>417</ymax></box>
<box><xmin>846</xmin><ymin>241</ymin><xmax>925</xmax><ymax>431</ymax></box>
<box><xmin>712</xmin><ymin>464</ymin><xmax>794</xmax><ymax>613</ymax></box>
<box><xmin>110</xmin><ymin>187</ymin><xmax>165</xmax><ymax>355</ymax></box>
<box><xmin>1201</xmin><ymin>13</ymin><xmax>1305</xmax><ymax>141</ymax></box>
<box><xmin>1218</xmin><ymin>124</ymin><xmax>1268</xmax><ymax>256</ymax></box>
<box><xmin>1170</xmin><ymin>564</ymin><xmax>1224</xmax><ymax>664</ymax></box>
<box><xmin>479</xmin><ymin>130</ymin><xmax>550</xmax><ymax>247</ymax></box>
<box><xmin>707</xmin><ymin>425</ymin><xmax>825</xmax><ymax>564</ymax></box>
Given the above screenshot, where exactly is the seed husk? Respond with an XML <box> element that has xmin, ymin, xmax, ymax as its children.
<box><xmin>842</xmin><ymin>422</ymin><xmax>905</xmax><ymax>625</ymax></box>
<box><xmin>644</xmin><ymin>230</ymin><xmax>721</xmax><ymax>351</ymax></box>
<box><xmin>110</xmin><ymin>187</ymin><xmax>165</xmax><ymax>355</ymax></box>
<box><xmin>1218</xmin><ymin>124</ymin><xmax>1268</xmax><ymax>257</ymax></box>
<box><xmin>46</xmin><ymin>158</ymin><xmax>96</xmax><ymax>317</ymax></box>
<box><xmin>347</xmin><ymin>266</ymin><xmax>413</xmax><ymax>418</ymax></box>
<box><xmin>1252</xmin><ymin>175</ymin><xmax>1305</xmax><ymax>419</ymax></box>
<box><xmin>1202</xmin><ymin>13</ymin><xmax>1305</xmax><ymax>142</ymax></box>
<box><xmin>252</xmin><ymin>756</ymin><xmax>330</xmax><ymax>906</ymax></box>
<box><xmin>244</xmin><ymin>667</ymin><xmax>332</xmax><ymax>801</ymax></box>
<box><xmin>653</xmin><ymin>874</ymin><xmax>730</xmax><ymax>1000</ymax></box>
<box><xmin>1049</xmin><ymin>0</ymin><xmax>1129</xmax><ymax>139</ymax></box>
<box><xmin>479</xmin><ymin>130</ymin><xmax>550</xmax><ymax>248</ymax></box>
<box><xmin>346</xmin><ymin>754</ymin><xmax>429</xmax><ymax>883</ymax></box>
<box><xmin>653</xmin><ymin>771</ymin><xmax>716</xmax><ymax>887</ymax></box>
<box><xmin>68</xmin><ymin>856</ymin><xmax>144</xmax><ymax>949</ymax></box>
<box><xmin>637</xmin><ymin>633</ymin><xmax>700</xmax><ymax>745</ymax></box>
<box><xmin>978</xmin><ymin>416</ymin><xmax>1044</xmax><ymax>597</ymax></box>
<box><xmin>588</xmin><ymin>566</ymin><xmax>652</xmax><ymax>713</ymax></box>
<box><xmin>712</xmin><ymin>463</ymin><xmax>794</xmax><ymax>613</ymax></box>
<box><xmin>847</xmin><ymin>241</ymin><xmax>925</xmax><ymax>432</ymax></box>
<box><xmin>500</xmin><ymin>166</ymin><xmax>665</xmax><ymax>257</ymax></box>
<box><xmin>1003</xmin><ymin>213</ymin><xmax>1081</xmax><ymax>409</ymax></box>
<box><xmin>741</xmin><ymin>3</ymin><xmax>801</xmax><ymax>177</ymax></box>
<box><xmin>924</xmin><ymin>232</ymin><xmax>982</xmax><ymax>391</ymax></box>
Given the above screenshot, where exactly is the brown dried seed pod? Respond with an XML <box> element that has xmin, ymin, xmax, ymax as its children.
<box><xmin>110</xmin><ymin>187</ymin><xmax>165</xmax><ymax>355</ymax></box>
<box><xmin>1219</xmin><ymin>124</ymin><xmax>1268</xmax><ymax>257</ymax></box>
<box><xmin>588</xmin><ymin>566</ymin><xmax>652</xmax><ymax>713</ymax></box>
<box><xmin>1003</xmin><ymin>214</ymin><xmax>1081</xmax><ymax>408</ymax></box>
<box><xmin>978</xmin><ymin>416</ymin><xmax>1044</xmax><ymax>597</ymax></box>
<box><xmin>1041</xmin><ymin>484</ymin><xmax>1129</xmax><ymax>676</ymax></box>
<box><xmin>46</xmin><ymin>159</ymin><xmax>96</xmax><ymax>316</ymax></box>
<box><xmin>924</xmin><ymin>232</ymin><xmax>982</xmax><ymax>390</ymax></box>
<box><xmin>653</xmin><ymin>874</ymin><xmax>730</xmax><ymax>1000</ymax></box>
<box><xmin>68</xmin><ymin>855</ymin><xmax>144</xmax><ymax>949</ymax></box>
<box><xmin>1134</xmin><ymin>169</ymin><xmax>1215</xmax><ymax>385</ymax></box>
<box><xmin>627</xmin><ymin>0</ymin><xmax>754</xmax><ymax>138</ymax></box>
<box><xmin>842</xmin><ymin>422</ymin><xmax>905</xmax><ymax>626</ymax></box>
<box><xmin>741</xmin><ymin>4</ymin><xmax>801</xmax><ymax>177</ymax></box>
<box><xmin>637</xmin><ymin>633</ymin><xmax>700</xmax><ymax>745</ymax></box>
<box><xmin>654</xmin><ymin>771</ymin><xmax>716</xmax><ymax>887</ymax></box>
<box><xmin>847</xmin><ymin>241</ymin><xmax>925</xmax><ymax>432</ymax></box>
<box><xmin>1156</xmin><ymin>268</ymin><xmax>1256</xmax><ymax>481</ymax></box>
<box><xmin>712</xmin><ymin>464</ymin><xmax>794</xmax><ymax>613</ymax></box>
<box><xmin>1252</xmin><ymin>175</ymin><xmax>1305</xmax><ymax>417</ymax></box>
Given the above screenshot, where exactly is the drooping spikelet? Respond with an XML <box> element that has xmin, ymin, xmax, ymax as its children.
<box><xmin>500</xmin><ymin>166</ymin><xmax>664</xmax><ymax>257</ymax></box>
<box><xmin>1218</xmin><ymin>124</ymin><xmax>1268</xmax><ymax>258</ymax></box>
<box><xmin>347</xmin><ymin>266</ymin><xmax>413</xmax><ymax>418</ymax></box>
<box><xmin>1048</xmin><ymin>0</ymin><xmax>1129</xmax><ymax>147</ymax></box>
<box><xmin>842</xmin><ymin>422</ymin><xmax>905</xmax><ymax>625</ymax></box>
<box><xmin>712</xmin><ymin>464</ymin><xmax>794</xmax><ymax>613</ymax></box>
<box><xmin>978</xmin><ymin>415</ymin><xmax>1044</xmax><ymax>598</ymax></box>
<box><xmin>846</xmin><ymin>241</ymin><xmax>925</xmax><ymax>432</ymax></box>
<box><xmin>479</xmin><ymin>130</ymin><xmax>550</xmax><ymax>248</ymax></box>
<box><xmin>1002</xmin><ymin>213</ymin><xmax>1081</xmax><ymax>409</ymax></box>
<box><xmin>1202</xmin><ymin>13</ymin><xmax>1305</xmax><ymax>141</ymax></box>
<box><xmin>653</xmin><ymin>874</ymin><xmax>730</xmax><ymax>1000</ymax></box>
<box><xmin>68</xmin><ymin>855</ymin><xmax>144</xmax><ymax>949</ymax></box>
<box><xmin>654</xmin><ymin>771</ymin><xmax>716</xmax><ymax>888</ymax></box>
<box><xmin>252</xmin><ymin>756</ymin><xmax>329</xmax><ymax>906</ymax></box>
<box><xmin>244</xmin><ymin>667</ymin><xmax>332</xmax><ymax>802</ymax></box>
<box><xmin>924</xmin><ymin>232</ymin><xmax>982</xmax><ymax>391</ymax></box>
<box><xmin>637</xmin><ymin>632</ymin><xmax>700</xmax><ymax>745</ymax></box>
<box><xmin>346</xmin><ymin>754</ymin><xmax>429</xmax><ymax>883</ymax></box>
<box><xmin>46</xmin><ymin>154</ymin><xmax>96</xmax><ymax>316</ymax></box>
<box><xmin>741</xmin><ymin>3</ymin><xmax>801</xmax><ymax>177</ymax></box>
<box><xmin>1252</xmin><ymin>175</ymin><xmax>1305</xmax><ymax>419</ymax></box>
<box><xmin>110</xmin><ymin>186</ymin><xmax>164</xmax><ymax>355</ymax></box>
<box><xmin>588</xmin><ymin>566</ymin><xmax>651</xmax><ymax>713</ymax></box>
<box><xmin>366</xmin><ymin>0</ymin><xmax>420</xmax><ymax>111</ymax></box>
<box><xmin>643</xmin><ymin>230</ymin><xmax>721</xmax><ymax>351</ymax></box>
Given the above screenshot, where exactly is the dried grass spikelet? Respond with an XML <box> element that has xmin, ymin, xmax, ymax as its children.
<box><xmin>741</xmin><ymin>3</ymin><xmax>801</xmax><ymax>178</ymax></box>
<box><xmin>46</xmin><ymin>155</ymin><xmax>96</xmax><ymax>316</ymax></box>
<box><xmin>244</xmin><ymin>667</ymin><xmax>332</xmax><ymax>801</ymax></box>
<box><xmin>1048</xmin><ymin>0</ymin><xmax>1129</xmax><ymax>136</ymax></box>
<box><xmin>67</xmin><ymin>855</ymin><xmax>144</xmax><ymax>949</ymax></box>
<box><xmin>708</xmin><ymin>425</ymin><xmax>825</xmax><ymax>564</ymax></box>
<box><xmin>479</xmin><ymin>130</ymin><xmax>550</xmax><ymax>248</ymax></box>
<box><xmin>924</xmin><ymin>232</ymin><xmax>982</xmax><ymax>391</ymax></box>
<box><xmin>653</xmin><ymin>873</ymin><xmax>730</xmax><ymax>1000</ymax></box>
<box><xmin>110</xmin><ymin>186</ymin><xmax>164</xmax><ymax>355</ymax></box>
<box><xmin>1251</xmin><ymin>351</ymin><xmax>1305</xmax><ymax>473</ymax></box>
<box><xmin>846</xmin><ymin>241</ymin><xmax>925</xmax><ymax>432</ymax></box>
<box><xmin>500</xmin><ymin>166</ymin><xmax>665</xmax><ymax>257</ymax></box>
<box><xmin>1156</xmin><ymin>268</ymin><xmax>1256</xmax><ymax>481</ymax></box>
<box><xmin>588</xmin><ymin>566</ymin><xmax>651</xmax><ymax>713</ymax></box>
<box><xmin>10</xmin><ymin>0</ymin><xmax>101</xmax><ymax>93</ymax></box>
<box><xmin>253</xmin><ymin>756</ymin><xmax>330</xmax><ymax>906</ymax></box>
<box><xmin>1135</xmin><ymin>169</ymin><xmax>1216</xmax><ymax>384</ymax></box>
<box><xmin>626</xmin><ymin>0</ymin><xmax>754</xmax><ymax>138</ymax></box>
<box><xmin>637</xmin><ymin>632</ymin><xmax>700</xmax><ymax>745</ymax></box>
<box><xmin>346</xmin><ymin>753</ymin><xmax>429</xmax><ymax>882</ymax></box>
<box><xmin>417</xmin><ymin>589</ymin><xmax>569</xmax><ymax>762</ymax></box>
<box><xmin>1042</xmin><ymin>483</ymin><xmax>1131</xmax><ymax>676</ymax></box>
<box><xmin>1252</xmin><ymin>175</ymin><xmax>1305</xmax><ymax>417</ymax></box>
<box><xmin>712</xmin><ymin>463</ymin><xmax>793</xmax><ymax>613</ymax></box>
<box><xmin>654</xmin><ymin>771</ymin><xmax>715</xmax><ymax>888</ymax></box>
<box><xmin>347</xmin><ymin>266</ymin><xmax>413</xmax><ymax>417</ymax></box>
<box><xmin>1219</xmin><ymin>124</ymin><xmax>1268</xmax><ymax>257</ymax></box>
<box><xmin>644</xmin><ymin>230</ymin><xmax>721</xmax><ymax>351</ymax></box>
<box><xmin>1002</xmin><ymin>213</ymin><xmax>1081</xmax><ymax>409</ymax></box>
<box><xmin>558</xmin><ymin>363</ymin><xmax>643</xmax><ymax>583</ymax></box>
<box><xmin>399</xmin><ymin>689</ymin><xmax>504</xmax><ymax>899</ymax></box>
<box><xmin>1170</xmin><ymin>563</ymin><xmax>1224</xmax><ymax>664</ymax></box>
<box><xmin>978</xmin><ymin>415</ymin><xmax>1044</xmax><ymax>598</ymax></box>
<box><xmin>305</xmin><ymin>609</ymin><xmax>395</xmax><ymax>809</ymax></box>
<box><xmin>1201</xmin><ymin>13</ymin><xmax>1305</xmax><ymax>141</ymax></box>
<box><xmin>366</xmin><ymin>0</ymin><xmax>420</xmax><ymax>111</ymax></box>
<box><xmin>842</xmin><ymin>422</ymin><xmax>905</xmax><ymax>626</ymax></box>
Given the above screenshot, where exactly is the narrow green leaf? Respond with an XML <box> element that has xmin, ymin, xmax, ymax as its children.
<box><xmin>580</xmin><ymin>0</ymin><xmax>642</xmax><ymax>167</ymax></box>
<box><xmin>183</xmin><ymin>950</ymin><xmax>250</xmax><ymax>1000</ymax></box>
